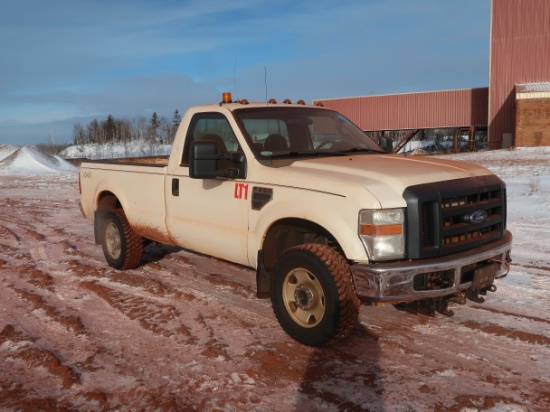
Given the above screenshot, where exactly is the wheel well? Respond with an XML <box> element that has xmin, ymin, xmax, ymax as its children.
<box><xmin>94</xmin><ymin>192</ymin><xmax>122</xmax><ymax>244</ymax></box>
<box><xmin>97</xmin><ymin>191</ymin><xmax>121</xmax><ymax>212</ymax></box>
<box><xmin>261</xmin><ymin>218</ymin><xmax>344</xmax><ymax>271</ymax></box>
<box><xmin>256</xmin><ymin>218</ymin><xmax>345</xmax><ymax>299</ymax></box>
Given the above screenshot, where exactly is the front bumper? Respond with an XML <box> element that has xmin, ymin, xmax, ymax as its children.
<box><xmin>351</xmin><ymin>231</ymin><xmax>512</xmax><ymax>303</ymax></box>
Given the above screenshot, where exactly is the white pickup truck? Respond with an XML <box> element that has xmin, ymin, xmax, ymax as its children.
<box><xmin>80</xmin><ymin>93</ymin><xmax>512</xmax><ymax>346</ymax></box>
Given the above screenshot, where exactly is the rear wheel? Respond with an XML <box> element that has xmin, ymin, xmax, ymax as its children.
<box><xmin>271</xmin><ymin>244</ymin><xmax>360</xmax><ymax>346</ymax></box>
<box><xmin>101</xmin><ymin>209</ymin><xmax>143</xmax><ymax>270</ymax></box>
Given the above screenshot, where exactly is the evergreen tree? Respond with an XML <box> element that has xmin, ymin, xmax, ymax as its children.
<box><xmin>149</xmin><ymin>112</ymin><xmax>159</xmax><ymax>141</ymax></box>
<box><xmin>170</xmin><ymin>109</ymin><xmax>182</xmax><ymax>143</ymax></box>
<box><xmin>105</xmin><ymin>114</ymin><xmax>116</xmax><ymax>142</ymax></box>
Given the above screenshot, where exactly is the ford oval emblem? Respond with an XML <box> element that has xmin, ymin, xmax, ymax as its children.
<box><xmin>466</xmin><ymin>210</ymin><xmax>488</xmax><ymax>225</ymax></box>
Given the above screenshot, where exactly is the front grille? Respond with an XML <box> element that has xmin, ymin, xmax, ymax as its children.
<box><xmin>403</xmin><ymin>175</ymin><xmax>507</xmax><ymax>259</ymax></box>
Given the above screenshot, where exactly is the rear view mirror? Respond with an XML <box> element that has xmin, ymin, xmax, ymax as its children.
<box><xmin>189</xmin><ymin>140</ymin><xmax>245</xmax><ymax>179</ymax></box>
<box><xmin>189</xmin><ymin>141</ymin><xmax>219</xmax><ymax>179</ymax></box>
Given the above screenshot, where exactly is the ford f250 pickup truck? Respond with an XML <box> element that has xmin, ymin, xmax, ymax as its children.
<box><xmin>79</xmin><ymin>93</ymin><xmax>512</xmax><ymax>346</ymax></box>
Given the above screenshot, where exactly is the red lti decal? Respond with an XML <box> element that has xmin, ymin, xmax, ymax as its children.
<box><xmin>234</xmin><ymin>183</ymin><xmax>249</xmax><ymax>200</ymax></box>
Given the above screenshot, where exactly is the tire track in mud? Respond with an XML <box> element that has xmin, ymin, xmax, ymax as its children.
<box><xmin>471</xmin><ymin>304</ymin><xmax>550</xmax><ymax>325</ymax></box>
<box><xmin>0</xmin><ymin>324</ymin><xmax>81</xmax><ymax>389</ymax></box>
<box><xmin>80</xmin><ymin>280</ymin><xmax>198</xmax><ymax>344</ymax></box>
<box><xmin>0</xmin><ymin>216</ymin><xmax>47</xmax><ymax>243</ymax></box>
<box><xmin>0</xmin><ymin>324</ymin><xmax>115</xmax><ymax>411</ymax></box>
<box><xmin>157</xmin><ymin>254</ymin><xmax>274</xmax><ymax>319</ymax></box>
<box><xmin>459</xmin><ymin>319</ymin><xmax>550</xmax><ymax>346</ymax></box>
<box><xmin>74</xmin><ymin>256</ymin><xmax>274</xmax><ymax>350</ymax></box>
<box><xmin>18</xmin><ymin>263</ymin><xmax>56</xmax><ymax>292</ymax></box>
<box><xmin>9</xmin><ymin>286</ymin><xmax>87</xmax><ymax>337</ymax></box>
<box><xmin>0</xmin><ymin>223</ymin><xmax>21</xmax><ymax>245</ymax></box>
<box><xmin>340</xmin><ymin>303</ymin><xmax>550</xmax><ymax>411</ymax></box>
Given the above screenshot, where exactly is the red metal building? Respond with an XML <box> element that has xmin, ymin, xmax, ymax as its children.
<box><xmin>315</xmin><ymin>88</ymin><xmax>488</xmax><ymax>132</ymax></box>
<box><xmin>489</xmin><ymin>0</ymin><xmax>550</xmax><ymax>148</ymax></box>
<box><xmin>314</xmin><ymin>0</ymin><xmax>550</xmax><ymax>149</ymax></box>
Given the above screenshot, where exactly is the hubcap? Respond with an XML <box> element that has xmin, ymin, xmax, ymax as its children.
<box><xmin>294</xmin><ymin>284</ymin><xmax>315</xmax><ymax>310</ymax></box>
<box><xmin>282</xmin><ymin>268</ymin><xmax>325</xmax><ymax>328</ymax></box>
<box><xmin>105</xmin><ymin>222</ymin><xmax>121</xmax><ymax>259</ymax></box>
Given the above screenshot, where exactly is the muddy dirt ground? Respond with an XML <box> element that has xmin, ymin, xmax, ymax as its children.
<box><xmin>1</xmin><ymin>170</ymin><xmax>549</xmax><ymax>411</ymax></box>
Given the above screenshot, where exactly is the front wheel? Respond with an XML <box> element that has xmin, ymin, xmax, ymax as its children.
<box><xmin>270</xmin><ymin>244</ymin><xmax>360</xmax><ymax>346</ymax></box>
<box><xmin>100</xmin><ymin>209</ymin><xmax>143</xmax><ymax>270</ymax></box>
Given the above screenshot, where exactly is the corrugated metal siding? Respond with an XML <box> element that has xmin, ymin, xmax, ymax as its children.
<box><xmin>489</xmin><ymin>0</ymin><xmax>550</xmax><ymax>148</ymax></box>
<box><xmin>516</xmin><ymin>82</ymin><xmax>550</xmax><ymax>93</ymax></box>
<box><xmin>315</xmin><ymin>88</ymin><xmax>488</xmax><ymax>131</ymax></box>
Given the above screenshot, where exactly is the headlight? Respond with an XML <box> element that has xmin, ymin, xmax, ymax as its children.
<box><xmin>359</xmin><ymin>209</ymin><xmax>405</xmax><ymax>261</ymax></box>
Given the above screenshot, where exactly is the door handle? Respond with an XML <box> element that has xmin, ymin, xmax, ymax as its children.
<box><xmin>172</xmin><ymin>178</ymin><xmax>179</xmax><ymax>196</ymax></box>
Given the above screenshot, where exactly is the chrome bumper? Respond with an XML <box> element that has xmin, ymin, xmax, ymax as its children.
<box><xmin>351</xmin><ymin>231</ymin><xmax>512</xmax><ymax>303</ymax></box>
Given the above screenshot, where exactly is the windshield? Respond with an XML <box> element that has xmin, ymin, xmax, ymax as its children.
<box><xmin>233</xmin><ymin>107</ymin><xmax>384</xmax><ymax>158</ymax></box>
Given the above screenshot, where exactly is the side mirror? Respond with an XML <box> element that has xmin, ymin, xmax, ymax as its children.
<box><xmin>379</xmin><ymin>137</ymin><xmax>393</xmax><ymax>154</ymax></box>
<box><xmin>189</xmin><ymin>140</ymin><xmax>246</xmax><ymax>179</ymax></box>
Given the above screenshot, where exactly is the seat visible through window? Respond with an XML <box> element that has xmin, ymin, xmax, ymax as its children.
<box><xmin>263</xmin><ymin>134</ymin><xmax>288</xmax><ymax>152</ymax></box>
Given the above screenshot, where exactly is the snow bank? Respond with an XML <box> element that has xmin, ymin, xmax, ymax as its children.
<box><xmin>0</xmin><ymin>145</ymin><xmax>77</xmax><ymax>175</ymax></box>
<box><xmin>0</xmin><ymin>144</ymin><xmax>18</xmax><ymax>161</ymax></box>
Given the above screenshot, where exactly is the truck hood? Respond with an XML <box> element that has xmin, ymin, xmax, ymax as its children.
<box><xmin>279</xmin><ymin>154</ymin><xmax>494</xmax><ymax>208</ymax></box>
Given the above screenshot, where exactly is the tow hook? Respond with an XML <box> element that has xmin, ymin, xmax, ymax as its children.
<box><xmin>435</xmin><ymin>297</ymin><xmax>454</xmax><ymax>317</ymax></box>
<box><xmin>466</xmin><ymin>283</ymin><xmax>498</xmax><ymax>303</ymax></box>
<box><xmin>395</xmin><ymin>282</ymin><xmax>499</xmax><ymax>318</ymax></box>
<box><xmin>394</xmin><ymin>295</ymin><xmax>460</xmax><ymax>317</ymax></box>
<box><xmin>448</xmin><ymin>293</ymin><xmax>467</xmax><ymax>305</ymax></box>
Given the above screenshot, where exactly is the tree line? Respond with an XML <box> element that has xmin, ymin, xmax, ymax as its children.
<box><xmin>72</xmin><ymin>110</ymin><xmax>182</xmax><ymax>146</ymax></box>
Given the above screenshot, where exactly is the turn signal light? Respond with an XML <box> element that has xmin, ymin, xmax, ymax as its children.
<box><xmin>360</xmin><ymin>224</ymin><xmax>403</xmax><ymax>236</ymax></box>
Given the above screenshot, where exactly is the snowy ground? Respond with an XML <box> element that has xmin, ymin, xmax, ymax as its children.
<box><xmin>0</xmin><ymin>146</ymin><xmax>549</xmax><ymax>411</ymax></box>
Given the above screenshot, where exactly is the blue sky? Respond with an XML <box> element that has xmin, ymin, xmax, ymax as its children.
<box><xmin>0</xmin><ymin>0</ymin><xmax>491</xmax><ymax>146</ymax></box>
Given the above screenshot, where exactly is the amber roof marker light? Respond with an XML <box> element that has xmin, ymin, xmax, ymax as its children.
<box><xmin>222</xmin><ymin>92</ymin><xmax>233</xmax><ymax>103</ymax></box>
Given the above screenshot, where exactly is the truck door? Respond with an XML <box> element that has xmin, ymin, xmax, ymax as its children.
<box><xmin>165</xmin><ymin>112</ymin><xmax>250</xmax><ymax>266</ymax></box>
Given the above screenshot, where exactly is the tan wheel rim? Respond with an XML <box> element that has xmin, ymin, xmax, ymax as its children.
<box><xmin>282</xmin><ymin>268</ymin><xmax>325</xmax><ymax>328</ymax></box>
<box><xmin>105</xmin><ymin>222</ymin><xmax>122</xmax><ymax>259</ymax></box>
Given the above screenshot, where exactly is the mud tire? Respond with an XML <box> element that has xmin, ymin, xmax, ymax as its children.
<box><xmin>271</xmin><ymin>244</ymin><xmax>360</xmax><ymax>346</ymax></box>
<box><xmin>100</xmin><ymin>209</ymin><xmax>144</xmax><ymax>270</ymax></box>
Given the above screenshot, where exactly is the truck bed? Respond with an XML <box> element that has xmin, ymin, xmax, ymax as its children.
<box><xmin>84</xmin><ymin>156</ymin><xmax>169</xmax><ymax>167</ymax></box>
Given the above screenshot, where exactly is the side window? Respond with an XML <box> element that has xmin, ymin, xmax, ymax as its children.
<box><xmin>181</xmin><ymin>113</ymin><xmax>240</xmax><ymax>165</ymax></box>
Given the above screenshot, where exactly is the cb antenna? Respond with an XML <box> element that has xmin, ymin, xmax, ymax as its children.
<box><xmin>264</xmin><ymin>66</ymin><xmax>268</xmax><ymax>102</ymax></box>
<box><xmin>233</xmin><ymin>55</ymin><xmax>239</xmax><ymax>100</ymax></box>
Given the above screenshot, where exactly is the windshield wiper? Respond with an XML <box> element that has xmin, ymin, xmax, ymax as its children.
<box><xmin>261</xmin><ymin>147</ymin><xmax>383</xmax><ymax>159</ymax></box>
<box><xmin>289</xmin><ymin>150</ymin><xmax>347</xmax><ymax>157</ymax></box>
<box><xmin>262</xmin><ymin>150</ymin><xmax>346</xmax><ymax>158</ymax></box>
<box><xmin>337</xmin><ymin>147</ymin><xmax>384</xmax><ymax>154</ymax></box>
